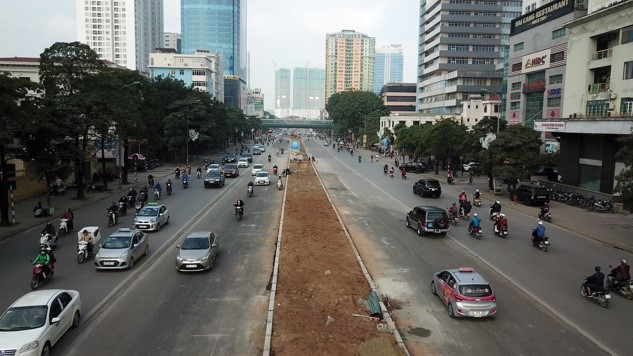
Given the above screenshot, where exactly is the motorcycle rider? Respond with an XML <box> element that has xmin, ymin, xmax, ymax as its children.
<box><xmin>448</xmin><ymin>203</ymin><xmax>458</xmax><ymax>222</ymax></box>
<box><xmin>489</xmin><ymin>200</ymin><xmax>502</xmax><ymax>218</ymax></box>
<box><xmin>79</xmin><ymin>229</ymin><xmax>95</xmax><ymax>256</ymax></box>
<box><xmin>532</xmin><ymin>221</ymin><xmax>546</xmax><ymax>246</ymax></box>
<box><xmin>147</xmin><ymin>174</ymin><xmax>154</xmax><ymax>186</ymax></box>
<box><xmin>140</xmin><ymin>186</ymin><xmax>149</xmax><ymax>201</ymax></box>
<box><xmin>609</xmin><ymin>259</ymin><xmax>631</xmax><ymax>288</ymax></box>
<box><xmin>447</xmin><ymin>171</ymin><xmax>455</xmax><ymax>184</ymax></box>
<box><xmin>389</xmin><ymin>166</ymin><xmax>395</xmax><ymax>177</ymax></box>
<box><xmin>585</xmin><ymin>266</ymin><xmax>605</xmax><ymax>295</ymax></box>
<box><xmin>41</xmin><ymin>222</ymin><xmax>56</xmax><ymax>237</ymax></box>
<box><xmin>32</xmin><ymin>247</ymin><xmax>52</xmax><ymax>279</ymax></box>
<box><xmin>127</xmin><ymin>187</ymin><xmax>137</xmax><ymax>205</ymax></box>
<box><xmin>469</xmin><ymin>213</ymin><xmax>481</xmax><ymax>233</ymax></box>
<box><xmin>473</xmin><ymin>189</ymin><xmax>481</xmax><ymax>202</ymax></box>
<box><xmin>458</xmin><ymin>191</ymin><xmax>468</xmax><ymax>205</ymax></box>
<box><xmin>196</xmin><ymin>166</ymin><xmax>202</xmax><ymax>178</ymax></box>
<box><xmin>268</xmin><ymin>154</ymin><xmax>272</xmax><ymax>162</ymax></box>
<box><xmin>539</xmin><ymin>202</ymin><xmax>550</xmax><ymax>219</ymax></box>
<box><xmin>494</xmin><ymin>213</ymin><xmax>508</xmax><ymax>234</ymax></box>
<box><xmin>247</xmin><ymin>181</ymin><xmax>254</xmax><ymax>195</ymax></box>
<box><xmin>61</xmin><ymin>208</ymin><xmax>74</xmax><ymax>231</ymax></box>
<box><xmin>166</xmin><ymin>178</ymin><xmax>173</xmax><ymax>194</ymax></box>
<box><xmin>234</xmin><ymin>197</ymin><xmax>245</xmax><ymax>216</ymax></box>
<box><xmin>383</xmin><ymin>164</ymin><xmax>388</xmax><ymax>174</ymax></box>
<box><xmin>461</xmin><ymin>200</ymin><xmax>472</xmax><ymax>218</ymax></box>
<box><xmin>108</xmin><ymin>201</ymin><xmax>119</xmax><ymax>220</ymax></box>
<box><xmin>154</xmin><ymin>181</ymin><xmax>162</xmax><ymax>199</ymax></box>
<box><xmin>401</xmin><ymin>167</ymin><xmax>407</xmax><ymax>178</ymax></box>
<box><xmin>175</xmin><ymin>167</ymin><xmax>181</xmax><ymax>179</ymax></box>
<box><xmin>116</xmin><ymin>195</ymin><xmax>127</xmax><ymax>215</ymax></box>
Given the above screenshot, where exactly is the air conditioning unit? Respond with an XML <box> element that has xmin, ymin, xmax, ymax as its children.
<box><xmin>609</xmin><ymin>91</ymin><xmax>618</xmax><ymax>100</ymax></box>
<box><xmin>606</xmin><ymin>102</ymin><xmax>615</xmax><ymax>110</ymax></box>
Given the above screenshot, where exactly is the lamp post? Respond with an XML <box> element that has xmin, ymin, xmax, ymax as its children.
<box><xmin>118</xmin><ymin>81</ymin><xmax>142</xmax><ymax>187</ymax></box>
<box><xmin>481</xmin><ymin>88</ymin><xmax>502</xmax><ymax>134</ymax></box>
<box><xmin>186</xmin><ymin>99</ymin><xmax>202</xmax><ymax>165</ymax></box>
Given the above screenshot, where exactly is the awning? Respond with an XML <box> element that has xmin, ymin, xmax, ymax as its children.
<box><xmin>128</xmin><ymin>153</ymin><xmax>146</xmax><ymax>160</ymax></box>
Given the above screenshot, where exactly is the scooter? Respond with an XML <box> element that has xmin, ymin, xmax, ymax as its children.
<box><xmin>197</xmin><ymin>170</ymin><xmax>201</xmax><ymax>179</ymax></box>
<box><xmin>389</xmin><ymin>170</ymin><xmax>394</xmax><ymax>178</ymax></box>
<box><xmin>401</xmin><ymin>171</ymin><xmax>407</xmax><ymax>179</ymax></box>
<box><xmin>538</xmin><ymin>211</ymin><xmax>552</xmax><ymax>222</ymax></box>
<box><xmin>607</xmin><ymin>266</ymin><xmax>633</xmax><ymax>299</ymax></box>
<box><xmin>135</xmin><ymin>199</ymin><xmax>145</xmax><ymax>214</ymax></box>
<box><xmin>39</xmin><ymin>233</ymin><xmax>58</xmax><ymax>250</ymax></box>
<box><xmin>77</xmin><ymin>241</ymin><xmax>93</xmax><ymax>264</ymax></box>
<box><xmin>248</xmin><ymin>185</ymin><xmax>254</xmax><ymax>197</ymax></box>
<box><xmin>473</xmin><ymin>197</ymin><xmax>482</xmax><ymax>207</ymax></box>
<box><xmin>531</xmin><ymin>233</ymin><xmax>550</xmax><ymax>251</ymax></box>
<box><xmin>383</xmin><ymin>166</ymin><xmax>388</xmax><ymax>175</ymax></box>
<box><xmin>494</xmin><ymin>224</ymin><xmax>509</xmax><ymax>238</ymax></box>
<box><xmin>107</xmin><ymin>209</ymin><xmax>117</xmax><ymax>227</ymax></box>
<box><xmin>59</xmin><ymin>218</ymin><xmax>69</xmax><ymax>236</ymax></box>
<box><xmin>166</xmin><ymin>183</ymin><xmax>172</xmax><ymax>196</ymax></box>
<box><xmin>182</xmin><ymin>176</ymin><xmax>189</xmax><ymax>189</ymax></box>
<box><xmin>277</xmin><ymin>179</ymin><xmax>284</xmax><ymax>191</ymax></box>
<box><xmin>468</xmin><ymin>225</ymin><xmax>483</xmax><ymax>238</ymax></box>
<box><xmin>447</xmin><ymin>176</ymin><xmax>455</xmax><ymax>185</ymax></box>
<box><xmin>235</xmin><ymin>206</ymin><xmax>243</xmax><ymax>221</ymax></box>
<box><xmin>489</xmin><ymin>211</ymin><xmax>500</xmax><ymax>221</ymax></box>
<box><xmin>154</xmin><ymin>189</ymin><xmax>161</xmax><ymax>201</ymax></box>
<box><xmin>31</xmin><ymin>263</ymin><xmax>53</xmax><ymax>290</ymax></box>
<box><xmin>118</xmin><ymin>201</ymin><xmax>127</xmax><ymax>216</ymax></box>
<box><xmin>580</xmin><ymin>282</ymin><xmax>611</xmax><ymax>308</ymax></box>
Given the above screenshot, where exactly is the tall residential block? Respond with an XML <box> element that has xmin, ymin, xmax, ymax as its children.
<box><xmin>76</xmin><ymin>0</ymin><xmax>164</xmax><ymax>74</ymax></box>
<box><xmin>374</xmin><ymin>45</ymin><xmax>404</xmax><ymax>94</ymax></box>
<box><xmin>325</xmin><ymin>30</ymin><xmax>375</xmax><ymax>101</ymax></box>
<box><xmin>275</xmin><ymin>68</ymin><xmax>291</xmax><ymax>118</ymax></box>
<box><xmin>163</xmin><ymin>32</ymin><xmax>182</xmax><ymax>53</ymax></box>
<box><xmin>293</xmin><ymin>67</ymin><xmax>325</xmax><ymax>119</ymax></box>
<box><xmin>416</xmin><ymin>0</ymin><xmax>522</xmax><ymax>116</ymax></box>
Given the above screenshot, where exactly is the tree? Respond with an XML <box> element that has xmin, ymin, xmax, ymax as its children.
<box><xmin>466</xmin><ymin>117</ymin><xmax>503</xmax><ymax>190</ymax></box>
<box><xmin>325</xmin><ymin>91</ymin><xmax>388</xmax><ymax>140</ymax></box>
<box><xmin>489</xmin><ymin>125</ymin><xmax>542</xmax><ymax>191</ymax></box>
<box><xmin>424</xmin><ymin>119</ymin><xmax>468</xmax><ymax>166</ymax></box>
<box><xmin>614</xmin><ymin>133</ymin><xmax>633</xmax><ymax>208</ymax></box>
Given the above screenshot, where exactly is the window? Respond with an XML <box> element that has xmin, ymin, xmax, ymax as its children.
<box><xmin>448</xmin><ymin>44</ymin><xmax>469</xmax><ymax>51</ymax></box>
<box><xmin>622</xmin><ymin>25</ymin><xmax>633</xmax><ymax>45</ymax></box>
<box><xmin>549</xmin><ymin>74</ymin><xmax>563</xmax><ymax>84</ymax></box>
<box><xmin>551</xmin><ymin>51</ymin><xmax>565</xmax><ymax>63</ymax></box>
<box><xmin>473</xmin><ymin>45</ymin><xmax>495</xmax><ymax>52</ymax></box>
<box><xmin>624</xmin><ymin>61</ymin><xmax>633</xmax><ymax>80</ymax></box>
<box><xmin>547</xmin><ymin>98</ymin><xmax>561</xmax><ymax>107</ymax></box>
<box><xmin>179</xmin><ymin>69</ymin><xmax>185</xmax><ymax>75</ymax></box>
<box><xmin>511</xmin><ymin>82</ymin><xmax>521</xmax><ymax>90</ymax></box>
<box><xmin>510</xmin><ymin>101</ymin><xmax>520</xmax><ymax>110</ymax></box>
<box><xmin>511</xmin><ymin>62</ymin><xmax>522</xmax><ymax>72</ymax></box>
<box><xmin>514</xmin><ymin>42</ymin><xmax>524</xmax><ymax>52</ymax></box>
<box><xmin>621</xmin><ymin>98</ymin><xmax>633</xmax><ymax>113</ymax></box>
<box><xmin>552</xmin><ymin>28</ymin><xmax>566</xmax><ymax>39</ymax></box>
<box><xmin>448</xmin><ymin>57</ymin><xmax>468</xmax><ymax>64</ymax></box>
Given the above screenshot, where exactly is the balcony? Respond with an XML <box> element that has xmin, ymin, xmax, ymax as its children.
<box><xmin>588</xmin><ymin>48</ymin><xmax>612</xmax><ymax>69</ymax></box>
<box><xmin>587</xmin><ymin>82</ymin><xmax>609</xmax><ymax>94</ymax></box>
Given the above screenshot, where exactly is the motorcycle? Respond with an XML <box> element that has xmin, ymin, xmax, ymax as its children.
<box><xmin>277</xmin><ymin>179</ymin><xmax>284</xmax><ymax>191</ymax></box>
<box><xmin>401</xmin><ymin>171</ymin><xmax>407</xmax><ymax>179</ymax></box>
<box><xmin>77</xmin><ymin>241</ymin><xmax>93</xmax><ymax>264</ymax></box>
<box><xmin>31</xmin><ymin>263</ymin><xmax>53</xmax><ymax>290</ymax></box>
<box><xmin>538</xmin><ymin>211</ymin><xmax>552</xmax><ymax>222</ymax></box>
<box><xmin>607</xmin><ymin>266</ymin><xmax>633</xmax><ymax>299</ymax></box>
<box><xmin>148</xmin><ymin>176</ymin><xmax>154</xmax><ymax>187</ymax></box>
<box><xmin>135</xmin><ymin>199</ymin><xmax>145</xmax><ymax>214</ymax></box>
<box><xmin>182</xmin><ymin>176</ymin><xmax>189</xmax><ymax>189</ymax></box>
<box><xmin>127</xmin><ymin>195</ymin><xmax>136</xmax><ymax>208</ymax></box>
<box><xmin>389</xmin><ymin>170</ymin><xmax>394</xmax><ymax>178</ymax></box>
<box><xmin>593</xmin><ymin>200</ymin><xmax>614</xmax><ymax>213</ymax></box>
<box><xmin>468</xmin><ymin>225</ymin><xmax>483</xmax><ymax>238</ymax></box>
<box><xmin>447</xmin><ymin>176</ymin><xmax>455</xmax><ymax>185</ymax></box>
<box><xmin>175</xmin><ymin>169</ymin><xmax>181</xmax><ymax>180</ymax></box>
<box><xmin>449</xmin><ymin>211</ymin><xmax>459</xmax><ymax>226</ymax></box>
<box><xmin>107</xmin><ymin>209</ymin><xmax>117</xmax><ymax>227</ymax></box>
<box><xmin>580</xmin><ymin>281</ymin><xmax>611</xmax><ymax>308</ymax></box>
<box><xmin>248</xmin><ymin>185</ymin><xmax>254</xmax><ymax>197</ymax></box>
<box><xmin>531</xmin><ymin>232</ymin><xmax>550</xmax><ymax>251</ymax></box>
<box><xmin>473</xmin><ymin>197</ymin><xmax>482</xmax><ymax>207</ymax></box>
<box><xmin>39</xmin><ymin>233</ymin><xmax>58</xmax><ymax>250</ymax></box>
<box><xmin>235</xmin><ymin>206</ymin><xmax>243</xmax><ymax>221</ymax></box>
<box><xmin>383</xmin><ymin>165</ymin><xmax>388</xmax><ymax>174</ymax></box>
<box><xmin>140</xmin><ymin>191</ymin><xmax>148</xmax><ymax>203</ymax></box>
<box><xmin>59</xmin><ymin>218</ymin><xmax>70</xmax><ymax>236</ymax></box>
<box><xmin>166</xmin><ymin>183</ymin><xmax>173</xmax><ymax>196</ymax></box>
<box><xmin>154</xmin><ymin>189</ymin><xmax>161</xmax><ymax>201</ymax></box>
<box><xmin>197</xmin><ymin>170</ymin><xmax>201</xmax><ymax>179</ymax></box>
<box><xmin>118</xmin><ymin>201</ymin><xmax>127</xmax><ymax>216</ymax></box>
<box><xmin>268</xmin><ymin>155</ymin><xmax>272</xmax><ymax>162</ymax></box>
<box><xmin>494</xmin><ymin>224</ymin><xmax>509</xmax><ymax>238</ymax></box>
<box><xmin>489</xmin><ymin>211</ymin><xmax>500</xmax><ymax>221</ymax></box>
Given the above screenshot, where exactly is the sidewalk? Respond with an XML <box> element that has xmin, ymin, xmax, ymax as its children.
<box><xmin>370</xmin><ymin>151</ymin><xmax>633</xmax><ymax>254</ymax></box>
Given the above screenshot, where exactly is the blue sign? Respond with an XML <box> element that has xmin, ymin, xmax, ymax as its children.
<box><xmin>291</xmin><ymin>141</ymin><xmax>300</xmax><ymax>150</ymax></box>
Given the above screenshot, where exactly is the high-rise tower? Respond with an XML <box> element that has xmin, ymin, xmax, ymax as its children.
<box><xmin>275</xmin><ymin>68</ymin><xmax>291</xmax><ymax>118</ymax></box>
<box><xmin>76</xmin><ymin>0</ymin><xmax>164</xmax><ymax>74</ymax></box>
<box><xmin>325</xmin><ymin>30</ymin><xmax>375</xmax><ymax>101</ymax></box>
<box><xmin>293</xmin><ymin>66</ymin><xmax>325</xmax><ymax>119</ymax></box>
<box><xmin>374</xmin><ymin>45</ymin><xmax>404</xmax><ymax>94</ymax></box>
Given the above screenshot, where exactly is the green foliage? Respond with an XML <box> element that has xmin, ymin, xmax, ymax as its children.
<box><xmin>614</xmin><ymin>133</ymin><xmax>633</xmax><ymax>206</ymax></box>
<box><xmin>489</xmin><ymin>125</ymin><xmax>542</xmax><ymax>181</ymax></box>
<box><xmin>424</xmin><ymin>119</ymin><xmax>468</xmax><ymax>161</ymax></box>
<box><xmin>325</xmin><ymin>91</ymin><xmax>388</xmax><ymax>139</ymax></box>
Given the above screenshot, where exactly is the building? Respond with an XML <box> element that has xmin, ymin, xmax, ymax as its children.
<box><xmin>534</xmin><ymin>0</ymin><xmax>633</xmax><ymax>195</ymax></box>
<box><xmin>325</xmin><ymin>30</ymin><xmax>375</xmax><ymax>101</ymax></box>
<box><xmin>164</xmin><ymin>32</ymin><xmax>182</xmax><ymax>53</ymax></box>
<box><xmin>76</xmin><ymin>0</ymin><xmax>164</xmax><ymax>74</ymax></box>
<box><xmin>374</xmin><ymin>45</ymin><xmax>404</xmax><ymax>94</ymax></box>
<box><xmin>506</xmin><ymin>0</ymin><xmax>588</xmax><ymax>125</ymax></box>
<box><xmin>246</xmin><ymin>88</ymin><xmax>265</xmax><ymax>118</ymax></box>
<box><xmin>380</xmin><ymin>83</ymin><xmax>417</xmax><ymax>115</ymax></box>
<box><xmin>149</xmin><ymin>50</ymin><xmax>224</xmax><ymax>101</ymax></box>
<box><xmin>416</xmin><ymin>0</ymin><xmax>522</xmax><ymax>116</ymax></box>
<box><xmin>379</xmin><ymin>114</ymin><xmax>458</xmax><ymax>138</ymax></box>
<box><xmin>522</xmin><ymin>0</ymin><xmax>557</xmax><ymax>14</ymax></box>
<box><xmin>292</xmin><ymin>66</ymin><xmax>325</xmax><ymax>119</ymax></box>
<box><xmin>461</xmin><ymin>94</ymin><xmax>501</xmax><ymax>130</ymax></box>
<box><xmin>274</xmin><ymin>68</ymin><xmax>291</xmax><ymax>118</ymax></box>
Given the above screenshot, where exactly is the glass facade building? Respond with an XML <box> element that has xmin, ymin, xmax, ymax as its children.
<box><xmin>374</xmin><ymin>45</ymin><xmax>404</xmax><ymax>94</ymax></box>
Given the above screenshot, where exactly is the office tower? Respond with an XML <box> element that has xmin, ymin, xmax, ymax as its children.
<box><xmin>76</xmin><ymin>0</ymin><xmax>164</xmax><ymax>74</ymax></box>
<box><xmin>163</xmin><ymin>32</ymin><xmax>182</xmax><ymax>53</ymax></box>
<box><xmin>325</xmin><ymin>30</ymin><xmax>375</xmax><ymax>100</ymax></box>
<box><xmin>293</xmin><ymin>67</ymin><xmax>325</xmax><ymax>119</ymax></box>
<box><xmin>275</xmin><ymin>68</ymin><xmax>291</xmax><ymax>118</ymax></box>
<box><xmin>416</xmin><ymin>0</ymin><xmax>522</xmax><ymax>116</ymax></box>
<box><xmin>374</xmin><ymin>45</ymin><xmax>404</xmax><ymax>94</ymax></box>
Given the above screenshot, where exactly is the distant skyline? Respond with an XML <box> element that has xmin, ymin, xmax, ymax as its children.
<box><xmin>0</xmin><ymin>0</ymin><xmax>419</xmax><ymax>110</ymax></box>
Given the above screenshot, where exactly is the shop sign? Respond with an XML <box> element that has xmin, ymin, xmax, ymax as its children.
<box><xmin>522</xmin><ymin>80</ymin><xmax>546</xmax><ymax>93</ymax></box>
<box><xmin>511</xmin><ymin>0</ymin><xmax>575</xmax><ymax>35</ymax></box>
<box><xmin>510</xmin><ymin>92</ymin><xmax>521</xmax><ymax>100</ymax></box>
<box><xmin>547</xmin><ymin>109</ymin><xmax>561</xmax><ymax>118</ymax></box>
<box><xmin>509</xmin><ymin>111</ymin><xmax>522</xmax><ymax>124</ymax></box>
<box><xmin>547</xmin><ymin>87</ymin><xmax>562</xmax><ymax>98</ymax></box>
<box><xmin>522</xmin><ymin>49</ymin><xmax>551</xmax><ymax>74</ymax></box>
<box><xmin>534</xmin><ymin>121</ymin><xmax>566</xmax><ymax>131</ymax></box>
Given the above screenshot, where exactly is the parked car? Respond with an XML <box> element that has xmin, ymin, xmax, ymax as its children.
<box><xmin>399</xmin><ymin>161</ymin><xmax>428</xmax><ymax>173</ymax></box>
<box><xmin>0</xmin><ymin>289</ymin><xmax>82</xmax><ymax>356</ymax></box>
<box><xmin>462</xmin><ymin>162</ymin><xmax>482</xmax><ymax>172</ymax></box>
<box><xmin>133</xmin><ymin>202</ymin><xmax>169</xmax><ymax>232</ymax></box>
<box><xmin>204</xmin><ymin>170</ymin><xmax>225</xmax><ymax>188</ymax></box>
<box><xmin>224</xmin><ymin>164</ymin><xmax>239</xmax><ymax>178</ymax></box>
<box><xmin>431</xmin><ymin>267</ymin><xmax>497</xmax><ymax>318</ymax></box>
<box><xmin>94</xmin><ymin>228</ymin><xmax>149</xmax><ymax>269</ymax></box>
<box><xmin>413</xmin><ymin>178</ymin><xmax>442</xmax><ymax>198</ymax></box>
<box><xmin>512</xmin><ymin>184</ymin><xmax>550</xmax><ymax>205</ymax></box>
<box><xmin>176</xmin><ymin>231</ymin><xmax>219</xmax><ymax>272</ymax></box>
<box><xmin>405</xmin><ymin>206</ymin><xmax>450</xmax><ymax>236</ymax></box>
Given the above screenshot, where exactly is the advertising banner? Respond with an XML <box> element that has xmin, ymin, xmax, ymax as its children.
<box><xmin>522</xmin><ymin>49</ymin><xmax>551</xmax><ymax>74</ymax></box>
<box><xmin>509</xmin><ymin>111</ymin><xmax>522</xmax><ymax>124</ymax></box>
<box><xmin>511</xmin><ymin>0</ymin><xmax>576</xmax><ymax>35</ymax></box>
<box><xmin>534</xmin><ymin>121</ymin><xmax>566</xmax><ymax>131</ymax></box>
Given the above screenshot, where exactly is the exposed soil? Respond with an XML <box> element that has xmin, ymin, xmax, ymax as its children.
<box><xmin>271</xmin><ymin>150</ymin><xmax>403</xmax><ymax>356</ymax></box>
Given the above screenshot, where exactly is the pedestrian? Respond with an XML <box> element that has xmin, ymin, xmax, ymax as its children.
<box><xmin>513</xmin><ymin>192</ymin><xmax>518</xmax><ymax>205</ymax></box>
<box><xmin>134</xmin><ymin>171</ymin><xmax>138</xmax><ymax>183</ymax></box>
<box><xmin>468</xmin><ymin>171</ymin><xmax>473</xmax><ymax>185</ymax></box>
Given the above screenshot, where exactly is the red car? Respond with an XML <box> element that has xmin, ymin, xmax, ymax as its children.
<box><xmin>431</xmin><ymin>267</ymin><xmax>497</xmax><ymax>318</ymax></box>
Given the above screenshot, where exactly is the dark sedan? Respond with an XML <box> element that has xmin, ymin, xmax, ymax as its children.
<box><xmin>223</xmin><ymin>164</ymin><xmax>239</xmax><ymax>178</ymax></box>
<box><xmin>204</xmin><ymin>170</ymin><xmax>225</xmax><ymax>188</ymax></box>
<box><xmin>399</xmin><ymin>161</ymin><xmax>428</xmax><ymax>173</ymax></box>
<box><xmin>222</xmin><ymin>154</ymin><xmax>237</xmax><ymax>164</ymax></box>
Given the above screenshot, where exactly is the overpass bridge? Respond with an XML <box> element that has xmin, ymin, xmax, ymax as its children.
<box><xmin>260</xmin><ymin>119</ymin><xmax>332</xmax><ymax>129</ymax></box>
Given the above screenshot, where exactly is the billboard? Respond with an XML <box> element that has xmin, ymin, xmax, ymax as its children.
<box><xmin>511</xmin><ymin>0</ymin><xmax>576</xmax><ymax>35</ymax></box>
<box><xmin>522</xmin><ymin>49</ymin><xmax>551</xmax><ymax>74</ymax></box>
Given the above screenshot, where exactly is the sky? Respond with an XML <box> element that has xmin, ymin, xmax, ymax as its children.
<box><xmin>0</xmin><ymin>0</ymin><xmax>419</xmax><ymax>110</ymax></box>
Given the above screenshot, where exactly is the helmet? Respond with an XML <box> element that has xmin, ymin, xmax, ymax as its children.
<box><xmin>129</xmin><ymin>188</ymin><xmax>134</xmax><ymax>191</ymax></box>
<box><xmin>46</xmin><ymin>222</ymin><xmax>52</xmax><ymax>227</ymax></box>
<box><xmin>476</xmin><ymin>189</ymin><xmax>480</xmax><ymax>192</ymax></box>
<box><xmin>595</xmin><ymin>266</ymin><xmax>601</xmax><ymax>272</ymax></box>
<box><xmin>500</xmin><ymin>213</ymin><xmax>505</xmax><ymax>217</ymax></box>
<box><xmin>622</xmin><ymin>259</ymin><xmax>628</xmax><ymax>265</ymax></box>
<box><xmin>40</xmin><ymin>249</ymin><xmax>47</xmax><ymax>254</ymax></box>
<box><xmin>461</xmin><ymin>191</ymin><xmax>465</xmax><ymax>194</ymax></box>
<box><xmin>544</xmin><ymin>202</ymin><xmax>548</xmax><ymax>205</ymax></box>
<box><xmin>474</xmin><ymin>213</ymin><xmax>478</xmax><ymax>217</ymax></box>
<box><xmin>496</xmin><ymin>200</ymin><xmax>500</xmax><ymax>204</ymax></box>
<box><xmin>83</xmin><ymin>229</ymin><xmax>89</xmax><ymax>234</ymax></box>
<box><xmin>538</xmin><ymin>221</ymin><xmax>544</xmax><ymax>225</ymax></box>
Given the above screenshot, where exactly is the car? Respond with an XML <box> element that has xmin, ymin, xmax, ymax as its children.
<box><xmin>0</xmin><ymin>289</ymin><xmax>82</xmax><ymax>356</ymax></box>
<box><xmin>399</xmin><ymin>161</ymin><xmax>428</xmax><ymax>173</ymax></box>
<box><xmin>204</xmin><ymin>170</ymin><xmax>225</xmax><ymax>188</ymax></box>
<box><xmin>237</xmin><ymin>157</ymin><xmax>250</xmax><ymax>168</ymax></box>
<box><xmin>175</xmin><ymin>231</ymin><xmax>219</xmax><ymax>272</ymax></box>
<box><xmin>413</xmin><ymin>178</ymin><xmax>442</xmax><ymax>198</ymax></box>
<box><xmin>133</xmin><ymin>202</ymin><xmax>169</xmax><ymax>231</ymax></box>
<box><xmin>253</xmin><ymin>144</ymin><xmax>260</xmax><ymax>151</ymax></box>
<box><xmin>242</xmin><ymin>153</ymin><xmax>253</xmax><ymax>163</ymax></box>
<box><xmin>207</xmin><ymin>163</ymin><xmax>223</xmax><ymax>173</ymax></box>
<box><xmin>252</xmin><ymin>148</ymin><xmax>261</xmax><ymax>155</ymax></box>
<box><xmin>224</xmin><ymin>164</ymin><xmax>239</xmax><ymax>177</ymax></box>
<box><xmin>512</xmin><ymin>184</ymin><xmax>550</xmax><ymax>205</ymax></box>
<box><xmin>405</xmin><ymin>206</ymin><xmax>450</xmax><ymax>236</ymax></box>
<box><xmin>259</xmin><ymin>145</ymin><xmax>266</xmax><ymax>152</ymax></box>
<box><xmin>431</xmin><ymin>267</ymin><xmax>497</xmax><ymax>318</ymax></box>
<box><xmin>462</xmin><ymin>162</ymin><xmax>482</xmax><ymax>172</ymax></box>
<box><xmin>222</xmin><ymin>154</ymin><xmax>237</xmax><ymax>164</ymax></box>
<box><xmin>324</xmin><ymin>141</ymin><xmax>329</xmax><ymax>146</ymax></box>
<box><xmin>251</xmin><ymin>163</ymin><xmax>264</xmax><ymax>176</ymax></box>
<box><xmin>254</xmin><ymin>171</ymin><xmax>270</xmax><ymax>185</ymax></box>
<box><xmin>94</xmin><ymin>228</ymin><xmax>149</xmax><ymax>269</ymax></box>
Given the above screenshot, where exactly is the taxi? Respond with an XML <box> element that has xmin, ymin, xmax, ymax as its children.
<box><xmin>431</xmin><ymin>267</ymin><xmax>497</xmax><ymax>318</ymax></box>
<box><xmin>133</xmin><ymin>202</ymin><xmax>169</xmax><ymax>232</ymax></box>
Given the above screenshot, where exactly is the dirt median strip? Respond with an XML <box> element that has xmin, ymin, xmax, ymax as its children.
<box><xmin>271</xmin><ymin>156</ymin><xmax>403</xmax><ymax>356</ymax></box>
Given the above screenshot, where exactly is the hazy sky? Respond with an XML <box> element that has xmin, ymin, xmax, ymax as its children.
<box><xmin>0</xmin><ymin>0</ymin><xmax>419</xmax><ymax>110</ymax></box>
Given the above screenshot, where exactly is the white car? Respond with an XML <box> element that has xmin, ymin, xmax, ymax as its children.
<box><xmin>251</xmin><ymin>164</ymin><xmax>264</xmax><ymax>176</ymax></box>
<box><xmin>0</xmin><ymin>289</ymin><xmax>81</xmax><ymax>356</ymax></box>
<box><xmin>207</xmin><ymin>164</ymin><xmax>223</xmax><ymax>172</ymax></box>
<box><xmin>259</xmin><ymin>145</ymin><xmax>266</xmax><ymax>152</ymax></box>
<box><xmin>254</xmin><ymin>171</ymin><xmax>270</xmax><ymax>185</ymax></box>
<box><xmin>237</xmin><ymin>157</ymin><xmax>250</xmax><ymax>168</ymax></box>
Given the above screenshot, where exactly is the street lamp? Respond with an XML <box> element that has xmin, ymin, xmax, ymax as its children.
<box><xmin>481</xmin><ymin>88</ymin><xmax>502</xmax><ymax>134</ymax></box>
<box><xmin>118</xmin><ymin>81</ymin><xmax>142</xmax><ymax>187</ymax></box>
<box><xmin>186</xmin><ymin>99</ymin><xmax>202</xmax><ymax>165</ymax></box>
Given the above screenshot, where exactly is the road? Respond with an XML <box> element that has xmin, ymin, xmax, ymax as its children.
<box><xmin>305</xmin><ymin>139</ymin><xmax>629</xmax><ymax>355</ymax></box>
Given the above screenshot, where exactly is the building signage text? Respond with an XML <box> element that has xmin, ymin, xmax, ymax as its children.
<box><xmin>534</xmin><ymin>121</ymin><xmax>566</xmax><ymax>131</ymax></box>
<box><xmin>522</xmin><ymin>80</ymin><xmax>546</xmax><ymax>93</ymax></box>
<box><xmin>510</xmin><ymin>0</ymin><xmax>576</xmax><ymax>35</ymax></box>
<box><xmin>510</xmin><ymin>92</ymin><xmax>521</xmax><ymax>100</ymax></box>
<box><xmin>522</xmin><ymin>49</ymin><xmax>551</xmax><ymax>74</ymax></box>
<box><xmin>547</xmin><ymin>88</ymin><xmax>562</xmax><ymax>97</ymax></box>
